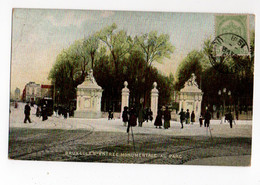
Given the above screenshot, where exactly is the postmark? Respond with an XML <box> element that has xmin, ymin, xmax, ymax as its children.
<box><xmin>209</xmin><ymin>33</ymin><xmax>250</xmax><ymax>74</ymax></box>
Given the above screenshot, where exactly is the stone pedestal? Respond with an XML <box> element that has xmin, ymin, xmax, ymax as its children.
<box><xmin>178</xmin><ymin>74</ymin><xmax>203</xmax><ymax>122</ymax></box>
<box><xmin>151</xmin><ymin>82</ymin><xmax>159</xmax><ymax>119</ymax></box>
<box><xmin>121</xmin><ymin>81</ymin><xmax>130</xmax><ymax>114</ymax></box>
<box><xmin>74</xmin><ymin>70</ymin><xmax>103</xmax><ymax>119</ymax></box>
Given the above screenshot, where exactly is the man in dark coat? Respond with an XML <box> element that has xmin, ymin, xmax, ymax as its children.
<box><xmin>227</xmin><ymin>111</ymin><xmax>233</xmax><ymax>128</ymax></box>
<box><xmin>179</xmin><ymin>108</ymin><xmax>185</xmax><ymax>129</ymax></box>
<box><xmin>154</xmin><ymin>109</ymin><xmax>163</xmax><ymax>129</ymax></box>
<box><xmin>41</xmin><ymin>104</ymin><xmax>48</xmax><ymax>121</ymax></box>
<box><xmin>138</xmin><ymin>105</ymin><xmax>145</xmax><ymax>127</ymax></box>
<box><xmin>147</xmin><ymin>108</ymin><xmax>153</xmax><ymax>122</ymax></box>
<box><xmin>108</xmin><ymin>108</ymin><xmax>113</xmax><ymax>120</ymax></box>
<box><xmin>24</xmin><ymin>103</ymin><xmax>31</xmax><ymax>123</ymax></box>
<box><xmin>186</xmin><ymin>109</ymin><xmax>190</xmax><ymax>124</ymax></box>
<box><xmin>163</xmin><ymin>106</ymin><xmax>171</xmax><ymax>129</ymax></box>
<box><xmin>204</xmin><ymin>110</ymin><xmax>211</xmax><ymax>127</ymax></box>
<box><xmin>127</xmin><ymin>106</ymin><xmax>137</xmax><ymax>133</ymax></box>
<box><xmin>191</xmin><ymin>111</ymin><xmax>195</xmax><ymax>124</ymax></box>
<box><xmin>122</xmin><ymin>106</ymin><xmax>129</xmax><ymax>126</ymax></box>
<box><xmin>143</xmin><ymin>107</ymin><xmax>148</xmax><ymax>122</ymax></box>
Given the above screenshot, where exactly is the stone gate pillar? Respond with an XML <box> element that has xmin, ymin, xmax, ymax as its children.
<box><xmin>121</xmin><ymin>81</ymin><xmax>130</xmax><ymax>114</ymax></box>
<box><xmin>151</xmin><ymin>82</ymin><xmax>159</xmax><ymax>119</ymax></box>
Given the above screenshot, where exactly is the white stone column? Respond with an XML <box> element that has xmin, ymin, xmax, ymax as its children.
<box><xmin>151</xmin><ymin>82</ymin><xmax>159</xmax><ymax>119</ymax></box>
<box><xmin>121</xmin><ymin>81</ymin><xmax>130</xmax><ymax>114</ymax></box>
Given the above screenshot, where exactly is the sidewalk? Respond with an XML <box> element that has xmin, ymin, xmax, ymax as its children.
<box><xmin>9</xmin><ymin>103</ymin><xmax>252</xmax><ymax>138</ymax></box>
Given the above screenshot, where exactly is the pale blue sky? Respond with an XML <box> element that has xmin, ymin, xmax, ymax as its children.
<box><xmin>10</xmin><ymin>9</ymin><xmax>254</xmax><ymax>93</ymax></box>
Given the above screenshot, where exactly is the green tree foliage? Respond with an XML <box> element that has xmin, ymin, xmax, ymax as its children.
<box><xmin>49</xmin><ymin>23</ymin><xmax>175</xmax><ymax>111</ymax></box>
<box><xmin>135</xmin><ymin>31</ymin><xmax>174</xmax><ymax>66</ymax></box>
<box><xmin>83</xmin><ymin>34</ymin><xmax>99</xmax><ymax>69</ymax></box>
<box><xmin>175</xmin><ymin>50</ymin><xmax>204</xmax><ymax>90</ymax></box>
<box><xmin>97</xmin><ymin>23</ymin><xmax>134</xmax><ymax>74</ymax></box>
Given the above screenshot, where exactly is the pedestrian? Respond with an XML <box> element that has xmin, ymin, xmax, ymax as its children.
<box><xmin>63</xmin><ymin>106</ymin><xmax>68</xmax><ymax>119</ymax></box>
<box><xmin>204</xmin><ymin>110</ymin><xmax>211</xmax><ymax>127</ymax></box>
<box><xmin>186</xmin><ymin>109</ymin><xmax>190</xmax><ymax>124</ymax></box>
<box><xmin>138</xmin><ymin>105</ymin><xmax>145</xmax><ymax>127</ymax></box>
<box><xmin>36</xmin><ymin>105</ymin><xmax>41</xmax><ymax>117</ymax></box>
<box><xmin>127</xmin><ymin>106</ymin><xmax>137</xmax><ymax>133</ymax></box>
<box><xmin>154</xmin><ymin>108</ymin><xmax>163</xmax><ymax>129</ymax></box>
<box><xmin>199</xmin><ymin>115</ymin><xmax>203</xmax><ymax>127</ymax></box>
<box><xmin>179</xmin><ymin>108</ymin><xmax>185</xmax><ymax>129</ymax></box>
<box><xmin>235</xmin><ymin>109</ymin><xmax>239</xmax><ymax>120</ymax></box>
<box><xmin>227</xmin><ymin>111</ymin><xmax>233</xmax><ymax>128</ymax></box>
<box><xmin>163</xmin><ymin>106</ymin><xmax>171</xmax><ymax>129</ymax></box>
<box><xmin>41</xmin><ymin>104</ymin><xmax>48</xmax><ymax>121</ymax></box>
<box><xmin>122</xmin><ymin>106</ymin><xmax>129</xmax><ymax>126</ymax></box>
<box><xmin>24</xmin><ymin>102</ymin><xmax>32</xmax><ymax>123</ymax></box>
<box><xmin>191</xmin><ymin>111</ymin><xmax>195</xmax><ymax>124</ymax></box>
<box><xmin>144</xmin><ymin>107</ymin><xmax>149</xmax><ymax>122</ymax></box>
<box><xmin>148</xmin><ymin>108</ymin><xmax>153</xmax><ymax>122</ymax></box>
<box><xmin>108</xmin><ymin>108</ymin><xmax>113</xmax><ymax>120</ymax></box>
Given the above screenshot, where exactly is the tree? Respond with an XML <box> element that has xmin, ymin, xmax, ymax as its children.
<box><xmin>97</xmin><ymin>23</ymin><xmax>133</xmax><ymax>74</ymax></box>
<box><xmin>134</xmin><ymin>31</ymin><xmax>174</xmax><ymax>105</ymax></box>
<box><xmin>83</xmin><ymin>34</ymin><xmax>99</xmax><ymax>69</ymax></box>
<box><xmin>48</xmin><ymin>40</ymin><xmax>91</xmax><ymax>105</ymax></box>
<box><xmin>135</xmin><ymin>31</ymin><xmax>174</xmax><ymax>66</ymax></box>
<box><xmin>175</xmin><ymin>50</ymin><xmax>204</xmax><ymax>90</ymax></box>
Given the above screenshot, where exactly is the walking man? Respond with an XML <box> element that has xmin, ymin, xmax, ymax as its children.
<box><xmin>163</xmin><ymin>106</ymin><xmax>171</xmax><ymax>129</ymax></box>
<box><xmin>122</xmin><ymin>106</ymin><xmax>129</xmax><ymax>126</ymax></box>
<box><xmin>179</xmin><ymin>108</ymin><xmax>185</xmax><ymax>129</ymax></box>
<box><xmin>138</xmin><ymin>105</ymin><xmax>145</xmax><ymax>127</ymax></box>
<box><xmin>227</xmin><ymin>111</ymin><xmax>233</xmax><ymax>128</ymax></box>
<box><xmin>24</xmin><ymin>102</ymin><xmax>31</xmax><ymax>123</ymax></box>
<box><xmin>204</xmin><ymin>110</ymin><xmax>211</xmax><ymax>127</ymax></box>
<box><xmin>186</xmin><ymin>109</ymin><xmax>190</xmax><ymax>124</ymax></box>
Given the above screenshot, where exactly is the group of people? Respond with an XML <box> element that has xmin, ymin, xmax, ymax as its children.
<box><xmin>122</xmin><ymin>105</ymin><xmax>172</xmax><ymax>132</ymax></box>
<box><xmin>154</xmin><ymin>107</ymin><xmax>171</xmax><ymax>129</ymax></box>
<box><xmin>24</xmin><ymin>102</ymin><xmax>49</xmax><ymax>123</ymax></box>
<box><xmin>122</xmin><ymin>106</ymin><xmax>154</xmax><ymax>133</ymax></box>
<box><xmin>121</xmin><ymin>106</ymin><xmax>153</xmax><ymax>127</ymax></box>
<box><xmin>178</xmin><ymin>109</ymin><xmax>196</xmax><ymax>129</ymax></box>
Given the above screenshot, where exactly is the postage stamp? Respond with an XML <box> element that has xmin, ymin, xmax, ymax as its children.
<box><xmin>215</xmin><ymin>14</ymin><xmax>250</xmax><ymax>46</ymax></box>
<box><xmin>9</xmin><ymin>9</ymin><xmax>254</xmax><ymax>166</ymax></box>
<box><xmin>209</xmin><ymin>14</ymin><xmax>251</xmax><ymax>74</ymax></box>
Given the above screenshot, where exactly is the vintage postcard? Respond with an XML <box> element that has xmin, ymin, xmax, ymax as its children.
<box><xmin>9</xmin><ymin>9</ymin><xmax>254</xmax><ymax>166</ymax></box>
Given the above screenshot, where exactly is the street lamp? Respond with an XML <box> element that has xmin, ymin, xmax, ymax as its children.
<box><xmin>218</xmin><ymin>88</ymin><xmax>231</xmax><ymax>123</ymax></box>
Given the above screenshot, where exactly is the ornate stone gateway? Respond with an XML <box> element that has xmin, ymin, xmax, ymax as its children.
<box><xmin>178</xmin><ymin>74</ymin><xmax>203</xmax><ymax>121</ymax></box>
<box><xmin>74</xmin><ymin>70</ymin><xmax>103</xmax><ymax>118</ymax></box>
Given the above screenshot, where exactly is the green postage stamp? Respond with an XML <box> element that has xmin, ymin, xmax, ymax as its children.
<box><xmin>214</xmin><ymin>14</ymin><xmax>250</xmax><ymax>56</ymax></box>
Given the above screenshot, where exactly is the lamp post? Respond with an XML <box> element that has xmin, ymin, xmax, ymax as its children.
<box><xmin>218</xmin><ymin>88</ymin><xmax>231</xmax><ymax>124</ymax></box>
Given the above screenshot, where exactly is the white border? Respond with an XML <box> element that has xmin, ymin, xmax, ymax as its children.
<box><xmin>1</xmin><ymin>0</ymin><xmax>260</xmax><ymax>185</ymax></box>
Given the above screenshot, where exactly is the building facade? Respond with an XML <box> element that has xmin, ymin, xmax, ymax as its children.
<box><xmin>178</xmin><ymin>74</ymin><xmax>203</xmax><ymax>122</ymax></box>
<box><xmin>25</xmin><ymin>82</ymin><xmax>41</xmax><ymax>102</ymax></box>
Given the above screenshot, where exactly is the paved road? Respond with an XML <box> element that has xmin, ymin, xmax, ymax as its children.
<box><xmin>8</xmin><ymin>104</ymin><xmax>252</xmax><ymax>165</ymax></box>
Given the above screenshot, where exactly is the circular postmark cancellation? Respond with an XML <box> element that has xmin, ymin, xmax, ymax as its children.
<box><xmin>209</xmin><ymin>33</ymin><xmax>250</xmax><ymax>74</ymax></box>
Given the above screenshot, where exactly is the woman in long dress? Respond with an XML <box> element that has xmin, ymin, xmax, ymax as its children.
<box><xmin>164</xmin><ymin>106</ymin><xmax>171</xmax><ymax>129</ymax></box>
<box><xmin>154</xmin><ymin>109</ymin><xmax>163</xmax><ymax>129</ymax></box>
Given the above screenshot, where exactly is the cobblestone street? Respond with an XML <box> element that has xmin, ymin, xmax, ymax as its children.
<box><xmin>8</xmin><ymin>104</ymin><xmax>252</xmax><ymax>165</ymax></box>
<box><xmin>9</xmin><ymin>127</ymin><xmax>251</xmax><ymax>165</ymax></box>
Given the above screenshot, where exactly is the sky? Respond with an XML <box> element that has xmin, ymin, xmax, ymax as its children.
<box><xmin>10</xmin><ymin>9</ymin><xmax>254</xmax><ymax>94</ymax></box>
